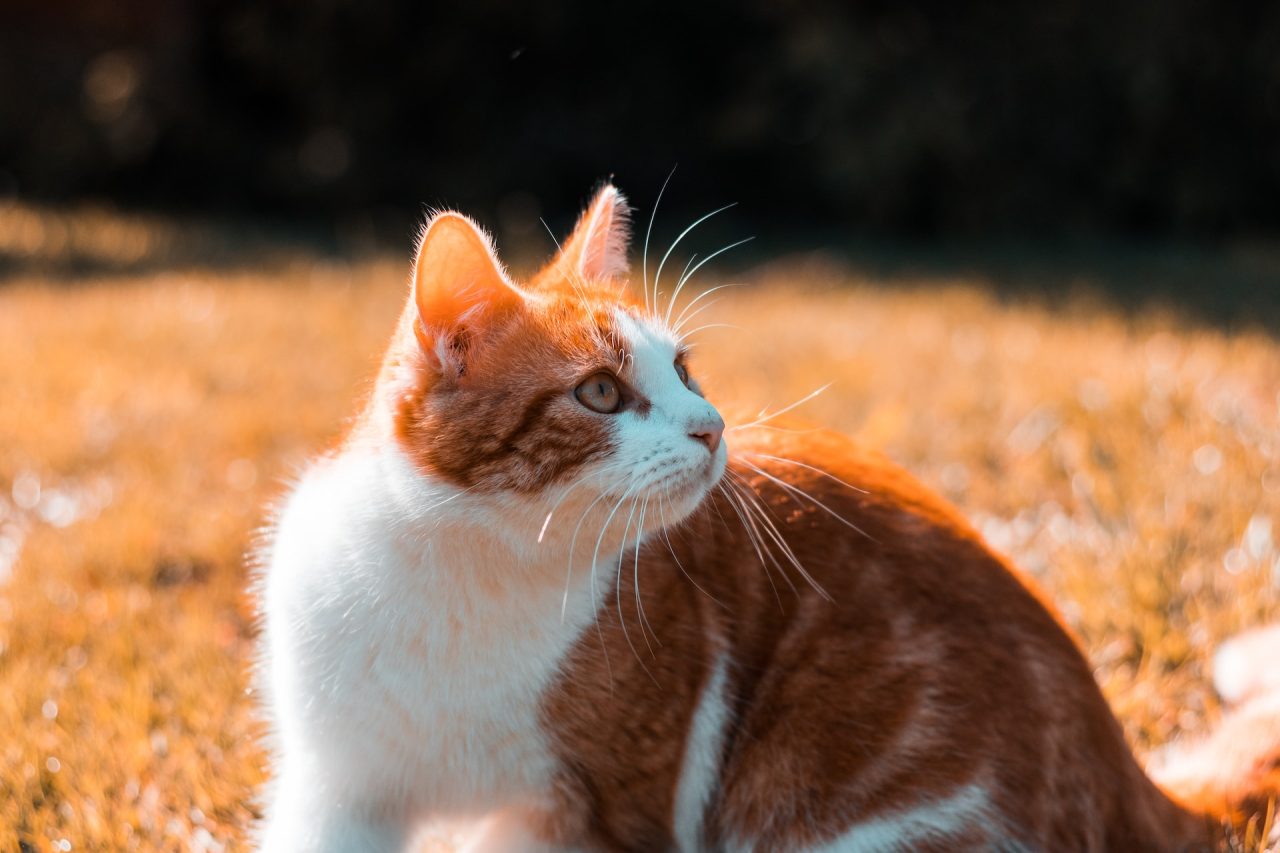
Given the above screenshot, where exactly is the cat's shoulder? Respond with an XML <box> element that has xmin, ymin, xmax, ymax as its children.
<box><xmin>728</xmin><ymin>421</ymin><xmax>977</xmax><ymax>536</ymax></box>
<box><xmin>263</xmin><ymin>445</ymin><xmax>417</xmax><ymax>583</ymax></box>
<box><xmin>277</xmin><ymin>447</ymin><xmax>373</xmax><ymax>526</ymax></box>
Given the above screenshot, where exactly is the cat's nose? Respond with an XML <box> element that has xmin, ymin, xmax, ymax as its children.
<box><xmin>688</xmin><ymin>413</ymin><xmax>725</xmax><ymax>454</ymax></box>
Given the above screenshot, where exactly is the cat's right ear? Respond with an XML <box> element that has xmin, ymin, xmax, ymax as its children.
<box><xmin>412</xmin><ymin>212</ymin><xmax>523</xmax><ymax>373</ymax></box>
<box><xmin>532</xmin><ymin>184</ymin><xmax>631</xmax><ymax>287</ymax></box>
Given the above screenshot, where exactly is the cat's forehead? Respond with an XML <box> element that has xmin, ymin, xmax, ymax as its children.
<box><xmin>525</xmin><ymin>284</ymin><xmax>676</xmax><ymax>368</ymax></box>
<box><xmin>613</xmin><ymin>309</ymin><xmax>680</xmax><ymax>377</ymax></box>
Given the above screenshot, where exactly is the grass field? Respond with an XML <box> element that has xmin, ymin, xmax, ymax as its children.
<box><xmin>2</xmin><ymin>204</ymin><xmax>1278</xmax><ymax>851</ymax></box>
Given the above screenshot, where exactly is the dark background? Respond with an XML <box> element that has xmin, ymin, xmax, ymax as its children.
<box><xmin>5</xmin><ymin>0</ymin><xmax>1280</xmax><ymax>277</ymax></box>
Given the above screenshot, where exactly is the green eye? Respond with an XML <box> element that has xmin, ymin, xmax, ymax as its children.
<box><xmin>674</xmin><ymin>362</ymin><xmax>690</xmax><ymax>386</ymax></box>
<box><xmin>574</xmin><ymin>372</ymin><xmax>622</xmax><ymax>414</ymax></box>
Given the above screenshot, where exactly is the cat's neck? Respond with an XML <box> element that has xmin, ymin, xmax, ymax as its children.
<box><xmin>352</xmin><ymin>439</ymin><xmax>644</xmax><ymax>606</ymax></box>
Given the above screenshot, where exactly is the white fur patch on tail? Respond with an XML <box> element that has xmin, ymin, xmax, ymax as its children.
<box><xmin>1148</xmin><ymin>625</ymin><xmax>1280</xmax><ymax>813</ymax></box>
<box><xmin>1213</xmin><ymin>624</ymin><xmax>1280</xmax><ymax>707</ymax></box>
<box><xmin>1148</xmin><ymin>692</ymin><xmax>1280</xmax><ymax>801</ymax></box>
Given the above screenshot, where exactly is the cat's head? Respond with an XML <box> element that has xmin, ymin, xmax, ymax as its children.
<box><xmin>389</xmin><ymin>185</ymin><xmax>727</xmax><ymax>527</ymax></box>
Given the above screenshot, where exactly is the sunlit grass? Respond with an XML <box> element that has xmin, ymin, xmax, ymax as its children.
<box><xmin>1</xmin><ymin>206</ymin><xmax>1277</xmax><ymax>850</ymax></box>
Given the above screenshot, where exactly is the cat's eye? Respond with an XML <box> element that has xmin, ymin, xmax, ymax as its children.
<box><xmin>574</xmin><ymin>372</ymin><xmax>622</xmax><ymax>414</ymax></box>
<box><xmin>674</xmin><ymin>362</ymin><xmax>690</xmax><ymax>387</ymax></box>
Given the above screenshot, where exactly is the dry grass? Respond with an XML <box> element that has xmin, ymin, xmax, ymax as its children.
<box><xmin>1</xmin><ymin>205</ymin><xmax>1278</xmax><ymax>851</ymax></box>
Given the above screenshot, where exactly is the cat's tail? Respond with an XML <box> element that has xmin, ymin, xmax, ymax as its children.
<box><xmin>1148</xmin><ymin>624</ymin><xmax>1280</xmax><ymax>839</ymax></box>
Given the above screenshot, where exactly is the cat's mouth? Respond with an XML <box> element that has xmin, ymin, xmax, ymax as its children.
<box><xmin>642</xmin><ymin>454</ymin><xmax>726</xmax><ymax>510</ymax></box>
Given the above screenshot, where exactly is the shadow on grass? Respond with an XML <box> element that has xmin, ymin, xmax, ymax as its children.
<box><xmin>3</xmin><ymin>199</ymin><xmax>1277</xmax><ymax>336</ymax></box>
<box><xmin>0</xmin><ymin>200</ymin><xmax>387</xmax><ymax>280</ymax></box>
<box><xmin>819</xmin><ymin>238</ymin><xmax>1280</xmax><ymax>334</ymax></box>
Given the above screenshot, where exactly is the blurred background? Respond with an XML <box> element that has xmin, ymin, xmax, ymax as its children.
<box><xmin>4</xmin><ymin>3</ymin><xmax>1280</xmax><ymax>851</ymax></box>
<box><xmin>4</xmin><ymin>0</ymin><xmax>1280</xmax><ymax>319</ymax></box>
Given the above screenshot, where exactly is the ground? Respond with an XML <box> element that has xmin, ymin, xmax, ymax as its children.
<box><xmin>1</xmin><ymin>203</ymin><xmax>1277</xmax><ymax>851</ymax></box>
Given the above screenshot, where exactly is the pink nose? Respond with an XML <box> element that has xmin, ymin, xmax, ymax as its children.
<box><xmin>689</xmin><ymin>414</ymin><xmax>725</xmax><ymax>454</ymax></box>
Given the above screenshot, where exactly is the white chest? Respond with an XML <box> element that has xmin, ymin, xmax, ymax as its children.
<box><xmin>262</xmin><ymin>448</ymin><xmax>600</xmax><ymax>815</ymax></box>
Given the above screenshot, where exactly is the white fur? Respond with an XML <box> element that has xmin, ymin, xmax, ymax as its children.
<box><xmin>257</xmin><ymin>302</ymin><xmax>727</xmax><ymax>851</ymax></box>
<box><xmin>1212</xmin><ymin>623</ymin><xmax>1280</xmax><ymax>706</ymax></box>
<box><xmin>258</xmin><ymin>447</ymin><xmax>599</xmax><ymax>851</ymax></box>
<box><xmin>810</xmin><ymin>784</ymin><xmax>998</xmax><ymax>853</ymax></box>
<box><xmin>1149</xmin><ymin>629</ymin><xmax>1280</xmax><ymax>812</ymax></box>
<box><xmin>722</xmin><ymin>784</ymin><xmax>1004</xmax><ymax>853</ymax></box>
<box><xmin>674</xmin><ymin>654</ymin><xmax>732</xmax><ymax>852</ymax></box>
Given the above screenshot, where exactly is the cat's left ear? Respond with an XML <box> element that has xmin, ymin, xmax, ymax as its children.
<box><xmin>411</xmin><ymin>212</ymin><xmax>523</xmax><ymax>373</ymax></box>
<box><xmin>540</xmin><ymin>184</ymin><xmax>631</xmax><ymax>282</ymax></box>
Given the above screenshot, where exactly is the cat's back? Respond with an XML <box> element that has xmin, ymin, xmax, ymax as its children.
<box><xmin>710</xmin><ymin>427</ymin><xmax>1200</xmax><ymax>850</ymax></box>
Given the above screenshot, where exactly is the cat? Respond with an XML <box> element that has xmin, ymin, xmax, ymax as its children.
<box><xmin>255</xmin><ymin>184</ymin><xmax>1280</xmax><ymax>852</ymax></box>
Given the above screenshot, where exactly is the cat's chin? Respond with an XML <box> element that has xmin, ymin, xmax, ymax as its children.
<box><xmin>644</xmin><ymin>452</ymin><xmax>727</xmax><ymax>525</ymax></box>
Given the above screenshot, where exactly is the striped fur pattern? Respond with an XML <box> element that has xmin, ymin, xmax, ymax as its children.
<box><xmin>256</xmin><ymin>186</ymin><xmax>1280</xmax><ymax>851</ymax></box>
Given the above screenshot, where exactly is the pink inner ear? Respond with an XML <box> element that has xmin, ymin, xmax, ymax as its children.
<box><xmin>565</xmin><ymin>186</ymin><xmax>632</xmax><ymax>281</ymax></box>
<box><xmin>413</xmin><ymin>213</ymin><xmax>518</xmax><ymax>331</ymax></box>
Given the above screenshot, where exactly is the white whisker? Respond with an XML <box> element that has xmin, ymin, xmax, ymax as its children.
<box><xmin>718</xmin><ymin>478</ymin><xmax>788</xmax><ymax>608</ymax></box>
<box><xmin>675</xmin><ymin>252</ymin><xmax>700</xmax><ymax>299</ymax></box>
<box><xmin>590</xmin><ymin>483</ymin><xmax>641</xmax><ymax>596</ymax></box>
<box><xmin>729</xmin><ymin>424</ymin><xmax>819</xmax><ymax>435</ymax></box>
<box><xmin>584</xmin><ymin>481</ymin><xmax>648</xmax><ymax>691</ymax></box>
<box><xmin>672</xmin><ymin>297</ymin><xmax>727</xmax><ymax>336</ymax></box>
<box><xmin>728</xmin><ymin>382</ymin><xmax>833</xmax><ymax>432</ymax></box>
<box><xmin>727</xmin><ymin>473</ymin><xmax>807</xmax><ymax>585</ymax></box>
<box><xmin>540</xmin><ymin>465</ymin><xmax>615</xmax><ymax>544</ymax></box>
<box><xmin>665</xmin><ymin>236</ymin><xmax>755</xmax><ymax>327</ymax></box>
<box><xmin>739</xmin><ymin>452</ymin><xmax>868</xmax><ymax>495</ymax></box>
<box><xmin>657</xmin><ymin>495</ymin><xmax>725</xmax><ymax>608</ymax></box>
<box><xmin>562</xmin><ymin>472</ymin><xmax>638</xmax><ymax>699</ymax></box>
<box><xmin>562</xmin><ymin>488</ymin><xmax>610</xmax><ymax>619</ymax></box>
<box><xmin>643</xmin><ymin>166</ymin><xmax>678</xmax><ymax>314</ymax></box>
<box><xmin>672</xmin><ymin>282</ymin><xmax>747</xmax><ymax>332</ymax></box>
<box><xmin>613</xmin><ymin>496</ymin><xmax>658</xmax><ymax>682</ymax></box>
<box><xmin>739</xmin><ymin>460</ymin><xmax>875</xmax><ymax>545</ymax></box>
<box><xmin>728</xmin><ymin>470</ymin><xmax>833</xmax><ymax>601</ymax></box>
<box><xmin>677</xmin><ymin>322</ymin><xmax>740</xmax><ymax>340</ymax></box>
<box><xmin>539</xmin><ymin>216</ymin><xmax>563</xmax><ymax>252</ymax></box>
<box><xmin>421</xmin><ymin>484</ymin><xmax>479</xmax><ymax>515</ymax></box>
<box><xmin>652</xmin><ymin>203</ymin><xmax>737</xmax><ymax>327</ymax></box>
<box><xmin>632</xmin><ymin>495</ymin><xmax>660</xmax><ymax>653</ymax></box>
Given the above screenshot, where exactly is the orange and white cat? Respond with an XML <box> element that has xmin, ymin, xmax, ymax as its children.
<box><xmin>256</xmin><ymin>185</ymin><xmax>1279</xmax><ymax>852</ymax></box>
